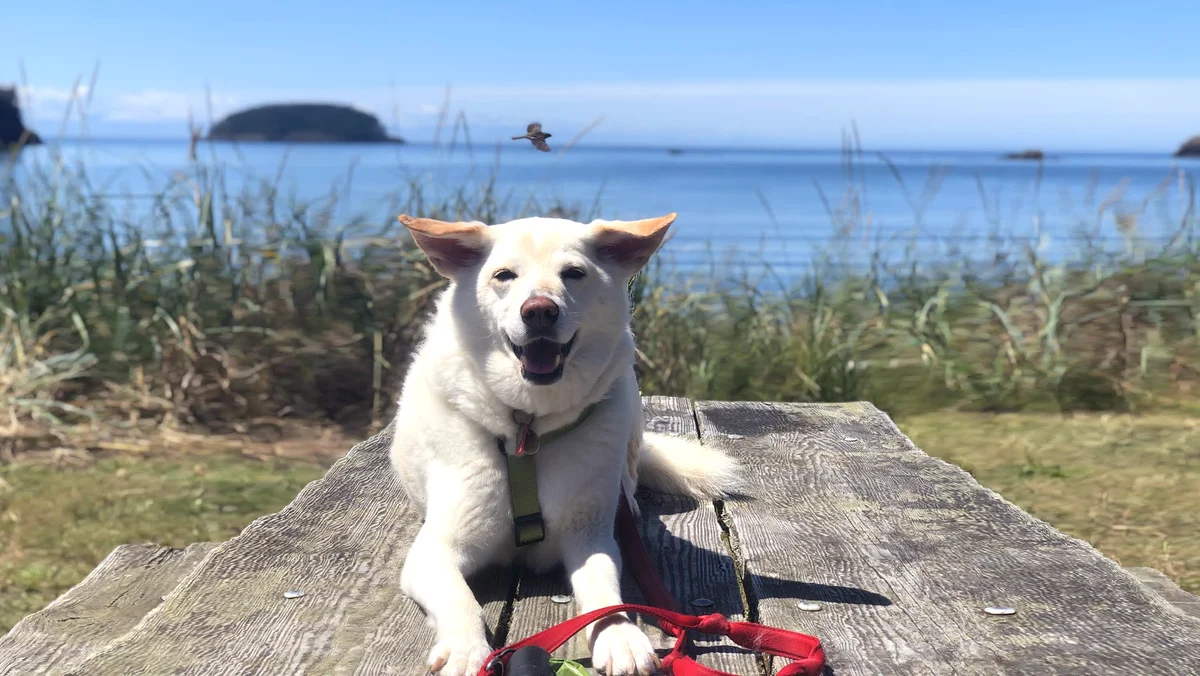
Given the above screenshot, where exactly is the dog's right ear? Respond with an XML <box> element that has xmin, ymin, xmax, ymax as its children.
<box><xmin>398</xmin><ymin>215</ymin><xmax>490</xmax><ymax>277</ymax></box>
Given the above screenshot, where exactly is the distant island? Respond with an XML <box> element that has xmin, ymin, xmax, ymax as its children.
<box><xmin>1175</xmin><ymin>136</ymin><xmax>1200</xmax><ymax>158</ymax></box>
<box><xmin>1003</xmin><ymin>149</ymin><xmax>1044</xmax><ymax>161</ymax></box>
<box><xmin>206</xmin><ymin>103</ymin><xmax>402</xmax><ymax>144</ymax></box>
<box><xmin>1</xmin><ymin>86</ymin><xmax>41</xmax><ymax>148</ymax></box>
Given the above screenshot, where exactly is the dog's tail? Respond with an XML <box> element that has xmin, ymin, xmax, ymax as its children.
<box><xmin>635</xmin><ymin>431</ymin><xmax>742</xmax><ymax>500</ymax></box>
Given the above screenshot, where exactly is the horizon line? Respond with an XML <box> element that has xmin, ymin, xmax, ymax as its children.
<box><xmin>26</xmin><ymin>135</ymin><xmax>1200</xmax><ymax>158</ymax></box>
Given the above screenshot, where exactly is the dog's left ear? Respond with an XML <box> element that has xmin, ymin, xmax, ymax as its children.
<box><xmin>399</xmin><ymin>215</ymin><xmax>490</xmax><ymax>277</ymax></box>
<box><xmin>591</xmin><ymin>213</ymin><xmax>677</xmax><ymax>275</ymax></box>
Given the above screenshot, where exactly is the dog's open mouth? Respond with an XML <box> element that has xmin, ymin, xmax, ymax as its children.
<box><xmin>508</xmin><ymin>334</ymin><xmax>576</xmax><ymax>385</ymax></box>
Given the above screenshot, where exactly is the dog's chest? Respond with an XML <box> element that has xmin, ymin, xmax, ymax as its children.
<box><xmin>512</xmin><ymin>432</ymin><xmax>625</xmax><ymax>535</ymax></box>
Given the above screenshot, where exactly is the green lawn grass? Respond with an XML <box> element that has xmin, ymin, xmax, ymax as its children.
<box><xmin>0</xmin><ymin>454</ymin><xmax>326</xmax><ymax>632</ymax></box>
<box><xmin>3</xmin><ymin>411</ymin><xmax>1197</xmax><ymax>633</ymax></box>
<box><xmin>901</xmin><ymin>411</ymin><xmax>1200</xmax><ymax>594</ymax></box>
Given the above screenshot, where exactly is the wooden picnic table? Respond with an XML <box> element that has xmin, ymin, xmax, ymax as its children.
<box><xmin>3</xmin><ymin>398</ymin><xmax>1200</xmax><ymax>675</ymax></box>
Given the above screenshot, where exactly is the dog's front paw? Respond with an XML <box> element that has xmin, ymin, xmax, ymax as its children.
<box><xmin>427</xmin><ymin>635</ymin><xmax>492</xmax><ymax>676</ymax></box>
<box><xmin>591</xmin><ymin>619</ymin><xmax>659</xmax><ymax>675</ymax></box>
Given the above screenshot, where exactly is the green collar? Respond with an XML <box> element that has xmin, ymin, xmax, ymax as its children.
<box><xmin>537</xmin><ymin>402</ymin><xmax>599</xmax><ymax>446</ymax></box>
<box><xmin>499</xmin><ymin>402</ymin><xmax>600</xmax><ymax>547</ymax></box>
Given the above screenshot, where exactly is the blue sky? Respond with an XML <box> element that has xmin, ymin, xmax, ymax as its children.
<box><xmin>4</xmin><ymin>0</ymin><xmax>1199</xmax><ymax>150</ymax></box>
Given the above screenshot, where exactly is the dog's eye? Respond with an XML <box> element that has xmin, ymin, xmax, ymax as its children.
<box><xmin>493</xmin><ymin>269</ymin><xmax>517</xmax><ymax>282</ymax></box>
<box><xmin>561</xmin><ymin>267</ymin><xmax>586</xmax><ymax>281</ymax></box>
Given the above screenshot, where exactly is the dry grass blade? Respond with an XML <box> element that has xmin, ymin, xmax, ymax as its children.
<box><xmin>1</xmin><ymin>117</ymin><xmax>1198</xmax><ymax>438</ymax></box>
<box><xmin>0</xmin><ymin>307</ymin><xmax>98</xmax><ymax>425</ymax></box>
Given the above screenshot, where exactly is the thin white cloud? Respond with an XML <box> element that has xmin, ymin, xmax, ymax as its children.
<box><xmin>19</xmin><ymin>84</ymin><xmax>90</xmax><ymax>104</ymax></box>
<box><xmin>15</xmin><ymin>85</ymin><xmax>96</xmax><ymax>125</ymax></box>
<box><xmin>106</xmin><ymin>89</ymin><xmax>238</xmax><ymax>122</ymax></box>
<box><xmin>438</xmin><ymin>78</ymin><xmax>1200</xmax><ymax>103</ymax></box>
<box><xmin>385</xmin><ymin>79</ymin><xmax>1200</xmax><ymax>150</ymax></box>
<box><xmin>20</xmin><ymin>78</ymin><xmax>1200</xmax><ymax>150</ymax></box>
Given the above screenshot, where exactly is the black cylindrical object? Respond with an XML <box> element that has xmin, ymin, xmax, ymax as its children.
<box><xmin>506</xmin><ymin>645</ymin><xmax>554</xmax><ymax>676</ymax></box>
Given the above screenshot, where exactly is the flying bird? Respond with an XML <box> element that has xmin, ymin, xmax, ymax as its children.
<box><xmin>513</xmin><ymin>122</ymin><xmax>551</xmax><ymax>152</ymax></box>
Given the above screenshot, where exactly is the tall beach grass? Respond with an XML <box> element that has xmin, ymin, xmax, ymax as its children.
<box><xmin>2</xmin><ymin>134</ymin><xmax>1198</xmax><ymax>448</ymax></box>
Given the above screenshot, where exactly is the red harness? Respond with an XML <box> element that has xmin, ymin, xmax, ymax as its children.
<box><xmin>478</xmin><ymin>491</ymin><xmax>827</xmax><ymax>675</ymax></box>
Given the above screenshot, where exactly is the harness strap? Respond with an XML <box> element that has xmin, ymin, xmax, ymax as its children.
<box><xmin>504</xmin><ymin>451</ymin><xmax>545</xmax><ymax>546</ymax></box>
<box><xmin>499</xmin><ymin>402</ymin><xmax>600</xmax><ymax>548</ymax></box>
<box><xmin>479</xmin><ymin>490</ymin><xmax>827</xmax><ymax>675</ymax></box>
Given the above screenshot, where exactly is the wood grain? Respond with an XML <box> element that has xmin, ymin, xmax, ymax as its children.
<box><xmin>0</xmin><ymin>543</ymin><xmax>215</xmax><ymax>676</ymax></box>
<box><xmin>1126</xmin><ymin>567</ymin><xmax>1200</xmax><ymax>620</ymax></box>
<box><xmin>63</xmin><ymin>423</ymin><xmax>513</xmax><ymax>676</ymax></box>
<box><xmin>503</xmin><ymin>397</ymin><xmax>758</xmax><ymax>674</ymax></box>
<box><xmin>695</xmin><ymin>400</ymin><xmax>1200</xmax><ymax>675</ymax></box>
<box><xmin>19</xmin><ymin>399</ymin><xmax>1200</xmax><ymax>675</ymax></box>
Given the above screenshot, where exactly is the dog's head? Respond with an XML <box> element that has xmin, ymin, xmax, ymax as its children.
<box><xmin>399</xmin><ymin>213</ymin><xmax>674</xmax><ymax>409</ymax></box>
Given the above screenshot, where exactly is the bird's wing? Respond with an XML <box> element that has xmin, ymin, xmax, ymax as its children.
<box><xmin>527</xmin><ymin>122</ymin><xmax>542</xmax><ymax>134</ymax></box>
<box><xmin>533</xmin><ymin>138</ymin><xmax>551</xmax><ymax>152</ymax></box>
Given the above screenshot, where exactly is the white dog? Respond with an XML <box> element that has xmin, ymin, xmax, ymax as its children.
<box><xmin>390</xmin><ymin>213</ymin><xmax>741</xmax><ymax>676</ymax></box>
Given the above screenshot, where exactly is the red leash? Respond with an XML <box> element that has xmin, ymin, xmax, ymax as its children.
<box><xmin>479</xmin><ymin>491</ymin><xmax>826</xmax><ymax>675</ymax></box>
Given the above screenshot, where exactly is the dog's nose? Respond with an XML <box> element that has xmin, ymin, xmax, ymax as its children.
<box><xmin>520</xmin><ymin>296</ymin><xmax>560</xmax><ymax>330</ymax></box>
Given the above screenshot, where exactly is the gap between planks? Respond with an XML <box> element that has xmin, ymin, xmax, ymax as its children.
<box><xmin>695</xmin><ymin>400</ymin><xmax>772</xmax><ymax>676</ymax></box>
<box><xmin>490</xmin><ymin>567</ymin><xmax>522</xmax><ymax>651</ymax></box>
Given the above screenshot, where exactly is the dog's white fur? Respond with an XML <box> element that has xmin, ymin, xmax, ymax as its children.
<box><xmin>390</xmin><ymin>213</ymin><xmax>740</xmax><ymax>676</ymax></box>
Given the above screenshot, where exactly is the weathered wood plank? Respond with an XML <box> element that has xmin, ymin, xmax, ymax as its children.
<box><xmin>696</xmin><ymin>400</ymin><xmax>1200</xmax><ymax>675</ymax></box>
<box><xmin>65</xmin><ymin>424</ymin><xmax>513</xmax><ymax>676</ymax></box>
<box><xmin>1126</xmin><ymin>567</ymin><xmax>1200</xmax><ymax>620</ymax></box>
<box><xmin>0</xmin><ymin>542</ymin><xmax>216</xmax><ymax>676</ymax></box>
<box><xmin>503</xmin><ymin>396</ymin><xmax>758</xmax><ymax>674</ymax></box>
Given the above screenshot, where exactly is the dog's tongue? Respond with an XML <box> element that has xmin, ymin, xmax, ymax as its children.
<box><xmin>520</xmin><ymin>339</ymin><xmax>561</xmax><ymax>375</ymax></box>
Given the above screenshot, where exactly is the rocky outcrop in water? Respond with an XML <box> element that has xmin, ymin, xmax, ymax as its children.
<box><xmin>1175</xmin><ymin>136</ymin><xmax>1200</xmax><ymax>157</ymax></box>
<box><xmin>207</xmin><ymin>103</ymin><xmax>402</xmax><ymax>143</ymax></box>
<box><xmin>1003</xmin><ymin>149</ymin><xmax>1044</xmax><ymax>161</ymax></box>
<box><xmin>1</xmin><ymin>86</ymin><xmax>41</xmax><ymax>148</ymax></box>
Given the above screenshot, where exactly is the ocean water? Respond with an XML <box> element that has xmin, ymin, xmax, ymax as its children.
<box><xmin>7</xmin><ymin>139</ymin><xmax>1198</xmax><ymax>276</ymax></box>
